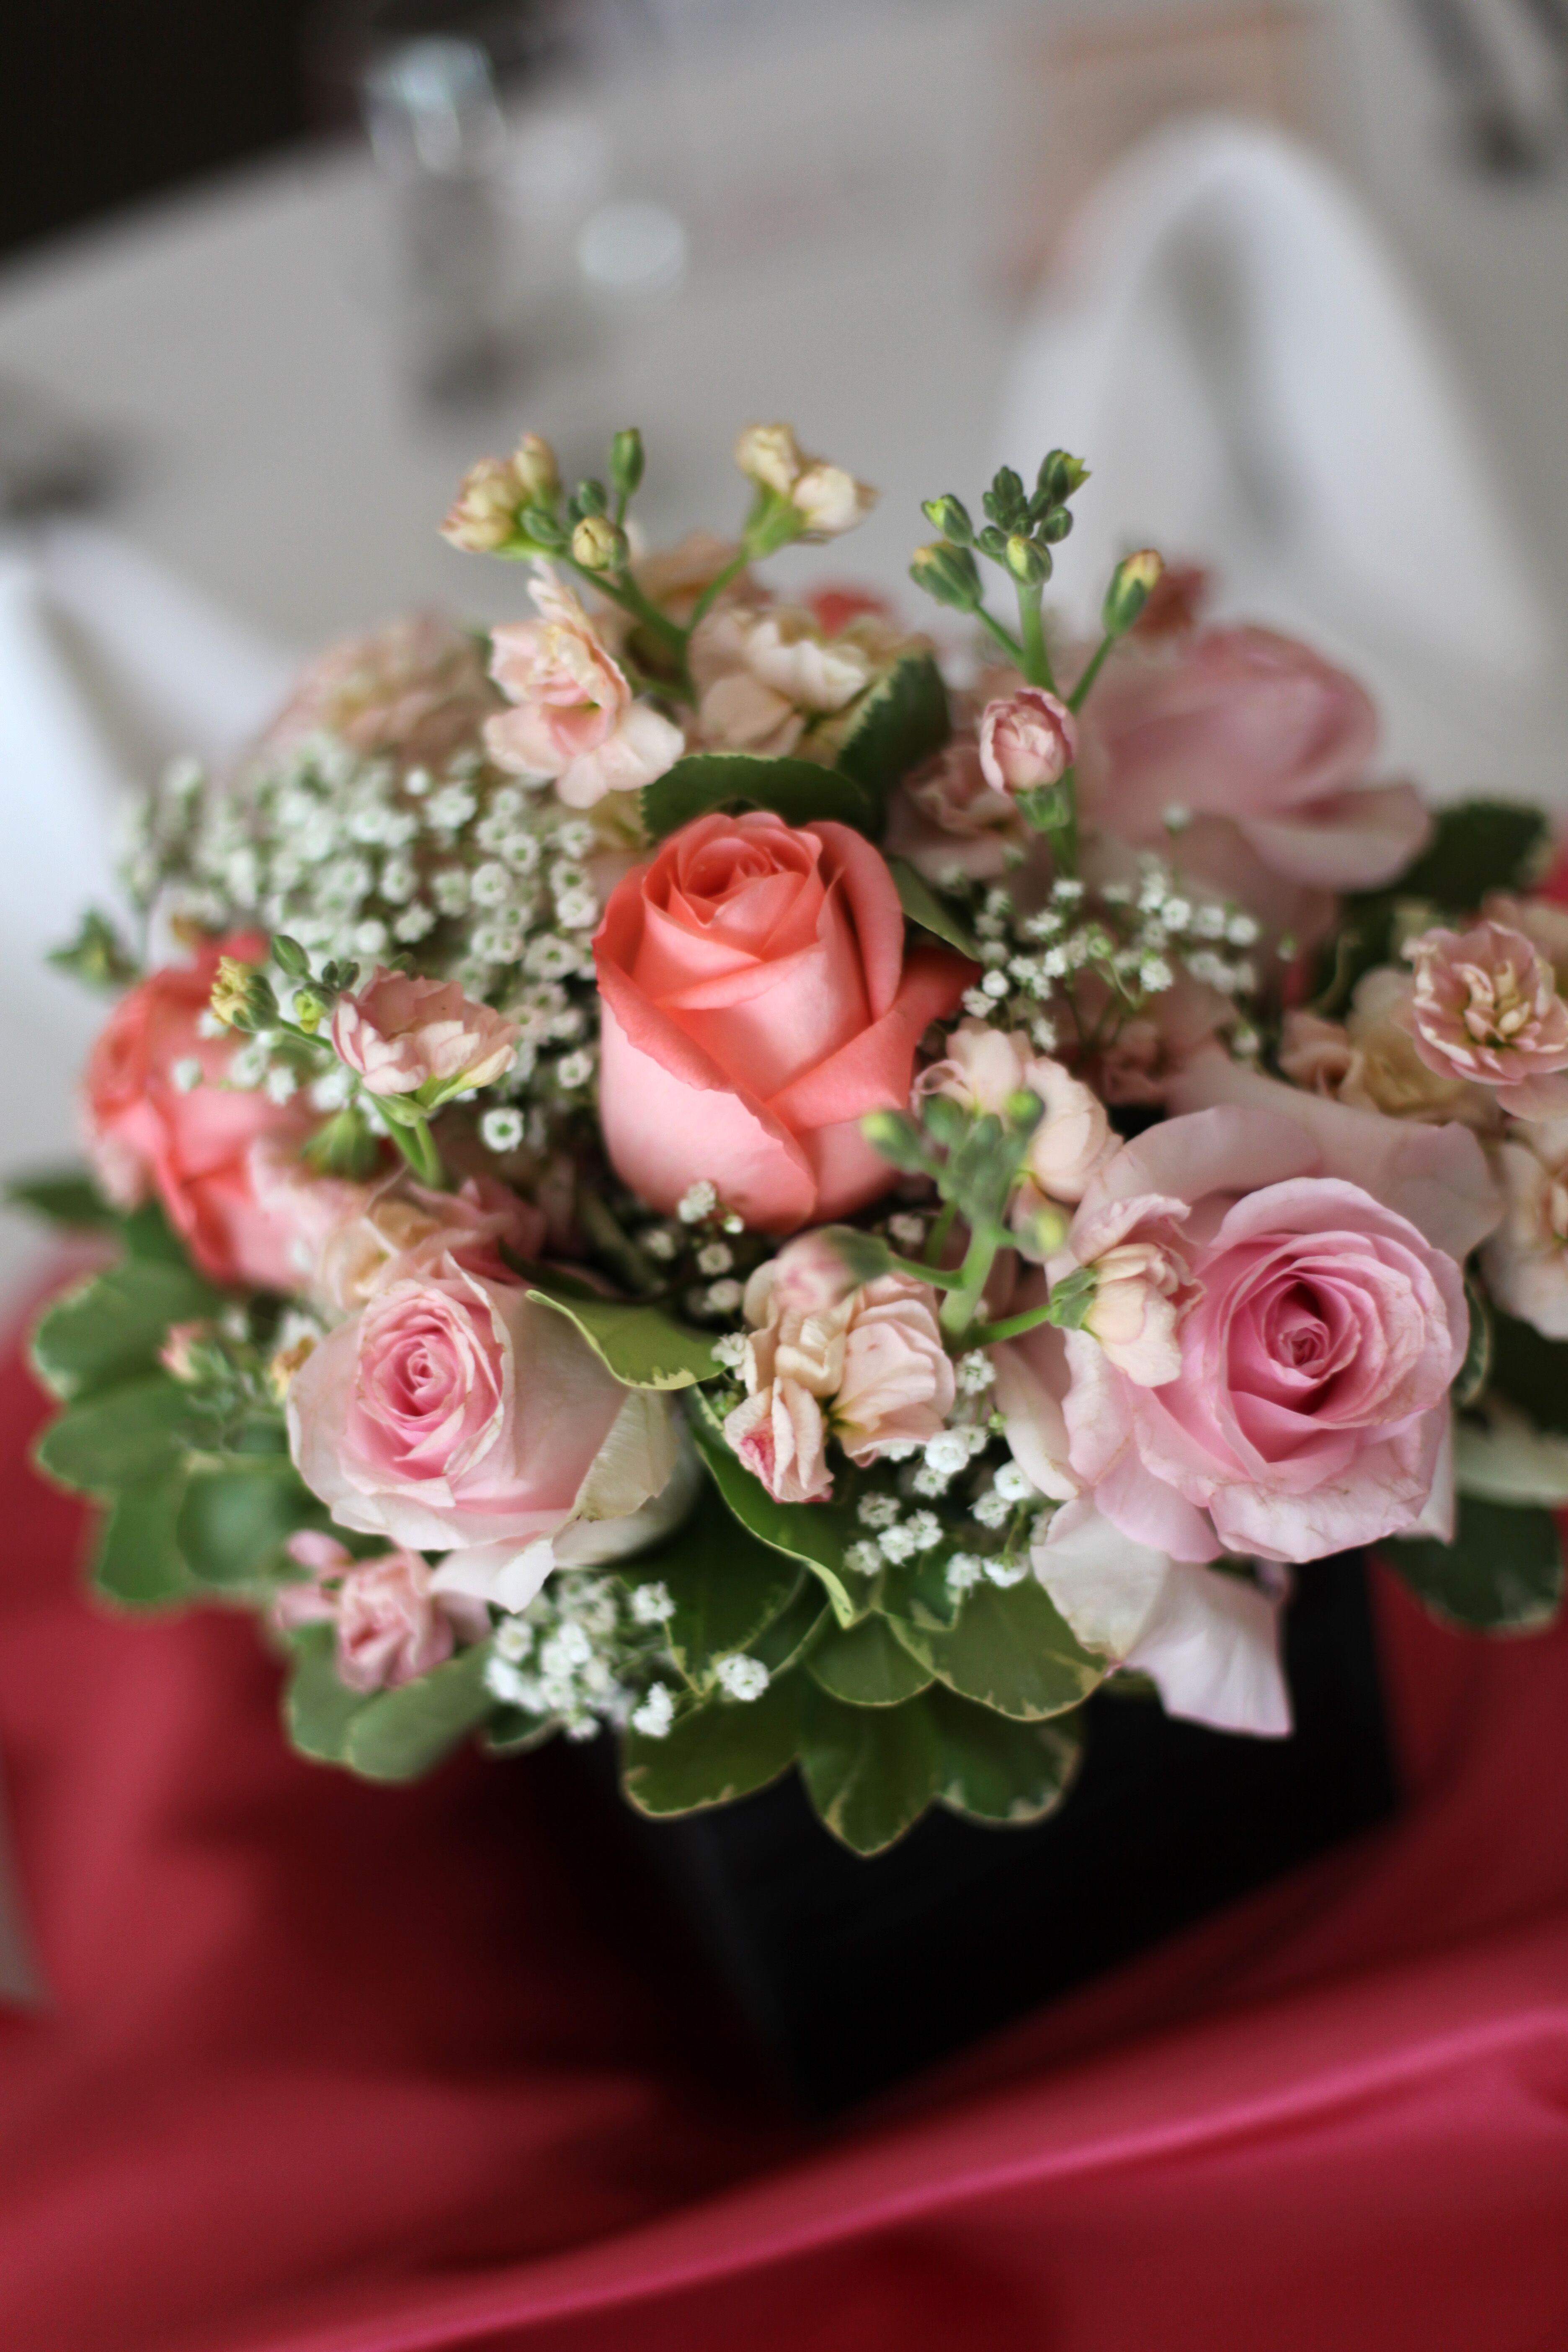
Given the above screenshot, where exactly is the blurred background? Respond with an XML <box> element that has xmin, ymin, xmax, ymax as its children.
<box><xmin>1</xmin><ymin>0</ymin><xmax>1567</xmax><ymax>1282</ymax></box>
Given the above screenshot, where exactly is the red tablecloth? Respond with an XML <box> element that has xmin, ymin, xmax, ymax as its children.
<box><xmin>2</xmin><ymin>1328</ymin><xmax>1567</xmax><ymax>2352</ymax></box>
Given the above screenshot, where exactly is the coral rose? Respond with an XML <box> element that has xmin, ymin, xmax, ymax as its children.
<box><xmin>724</xmin><ymin>1246</ymin><xmax>954</xmax><ymax>1504</ymax></box>
<box><xmin>332</xmin><ymin>970</ymin><xmax>517</xmax><ymax>1102</ymax></box>
<box><xmin>287</xmin><ymin>1247</ymin><xmax>688</xmax><ymax>1607</ymax></box>
<box><xmin>593</xmin><ymin>810</ymin><xmax>971</xmax><ymax>1232</ymax></box>
<box><xmin>485</xmin><ymin>570</ymin><xmax>683</xmax><ymax>807</ymax></box>
<box><xmin>85</xmin><ymin>935</ymin><xmax>318</xmax><ymax>1289</ymax></box>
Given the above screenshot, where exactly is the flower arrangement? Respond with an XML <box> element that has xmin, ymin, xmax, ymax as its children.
<box><xmin>17</xmin><ymin>418</ymin><xmax>1568</xmax><ymax>1856</ymax></box>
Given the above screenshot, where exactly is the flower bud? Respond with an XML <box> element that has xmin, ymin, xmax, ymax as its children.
<box><xmin>791</xmin><ymin>461</ymin><xmax>877</xmax><ymax>540</ymax></box>
<box><xmin>1037</xmin><ymin>449</ymin><xmax>1089</xmax><ymax>505</ymax></box>
<box><xmin>521</xmin><ymin>504</ymin><xmax>568</xmax><ymax>551</ymax></box>
<box><xmin>910</xmin><ymin>540</ymin><xmax>981</xmax><ymax>611</ymax></box>
<box><xmin>211</xmin><ymin>957</ymin><xmax>266</xmax><ymax>1031</ymax></box>
<box><xmin>861</xmin><ymin>1107</ymin><xmax>928</xmax><ymax>1171</ymax></box>
<box><xmin>440</xmin><ymin>457</ymin><xmax>520</xmax><ymax>554</ymax></box>
<box><xmin>271</xmin><ymin>934</ymin><xmax>311</xmax><ymax>982</ymax></box>
<box><xmin>983</xmin><ymin>466</ymin><xmax>1027</xmax><ymax>528</ymax></box>
<box><xmin>571</xmin><ymin>513</ymin><xmax>626</xmax><ymax>571</ymax></box>
<box><xmin>1004</xmin><ymin>532</ymin><xmax>1050</xmax><ymax>587</ymax></box>
<box><xmin>921</xmin><ymin>494</ymin><xmax>973</xmax><ymax>545</ymax></box>
<box><xmin>978</xmin><ymin>687</ymin><xmax>1078</xmax><ymax>798</ymax></box>
<box><xmin>513</xmin><ymin>432</ymin><xmax>560</xmax><ymax>505</ymax></box>
<box><xmin>1102</xmin><ymin>548</ymin><xmax>1165</xmax><ymax>638</ymax></box>
<box><xmin>734</xmin><ymin>421</ymin><xmax>805</xmax><ymax>497</ymax></box>
<box><xmin>572</xmin><ymin>477</ymin><xmax>608</xmax><ymax>519</ymax></box>
<box><xmin>610</xmin><ymin>427</ymin><xmax>645</xmax><ymax>499</ymax></box>
<box><xmin>1038</xmin><ymin>505</ymin><xmax>1073</xmax><ymax>544</ymax></box>
<box><xmin>292</xmin><ymin>988</ymin><xmax>326</xmax><ymax>1036</ymax></box>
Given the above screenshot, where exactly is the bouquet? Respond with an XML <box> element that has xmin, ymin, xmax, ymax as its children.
<box><xmin>18</xmin><ymin>418</ymin><xmax>1567</xmax><ymax>1858</ymax></box>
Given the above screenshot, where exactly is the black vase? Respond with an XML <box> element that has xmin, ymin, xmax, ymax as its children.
<box><xmin>586</xmin><ymin>1551</ymin><xmax>1395</xmax><ymax>2111</ymax></box>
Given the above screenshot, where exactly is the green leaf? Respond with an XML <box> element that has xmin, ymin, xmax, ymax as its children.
<box><xmin>34</xmin><ymin>1375</ymin><xmax>194</xmax><ymax>1495</ymax></box>
<box><xmin>883</xmin><ymin>1546</ymin><xmax>963</xmax><ymax>1630</ymax></box>
<box><xmin>31</xmin><ymin>1258</ymin><xmax>218</xmax><ymax>1402</ymax></box>
<box><xmin>890</xmin><ymin>859</ymin><xmax>983</xmax><ymax>960</ymax></box>
<box><xmin>525</xmin><ymin>1286</ymin><xmax>719</xmax><ymax>1390</ymax></box>
<box><xmin>807</xmin><ymin>1610</ymin><xmax>935</xmax><ymax>1706</ymax></box>
<box><xmin>799</xmin><ymin>1686</ymin><xmax>940</xmax><ymax>1854</ymax></box>
<box><xmin>1387</xmin><ymin>1493</ymin><xmax>1563</xmax><ymax>1633</ymax></box>
<box><xmin>930</xmin><ymin>1684</ymin><xmax>1082</xmax><ymax>1824</ymax></box>
<box><xmin>640</xmin><ymin>752</ymin><xmax>876</xmax><ymax>841</ymax></box>
<box><xmin>484</xmin><ymin>1705</ymin><xmax>557</xmax><ymax>1757</ymax></box>
<box><xmin>1454</xmin><ymin>1271</ymin><xmax>1491</xmax><ymax>1410</ymax></box>
<box><xmin>1396</xmin><ymin>799</ymin><xmax>1547</xmax><ymax>908</ymax></box>
<box><xmin>687</xmin><ymin>1390</ymin><xmax>865</xmax><ymax>1627</ymax></box>
<box><xmin>832</xmin><ymin>651</ymin><xmax>951</xmax><ymax>800</ymax></box>
<box><xmin>91</xmin><ymin>1467</ymin><xmax>199</xmax><ymax>1610</ymax></box>
<box><xmin>621</xmin><ymin>1673</ymin><xmax>803</xmax><ymax>1815</ymax></box>
<box><xmin>1489</xmin><ymin>1309</ymin><xmax>1568</xmax><ymax>1438</ymax></box>
<box><xmin>748</xmin><ymin>1580</ymin><xmax>829</xmax><ymax>1676</ymax></box>
<box><xmin>4</xmin><ymin>1168</ymin><xmax>117</xmax><ymax>1228</ymax></box>
<box><xmin>120</xmin><ymin>1200</ymin><xmax>196</xmax><ymax>1267</ymax></box>
<box><xmin>890</xmin><ymin>1573</ymin><xmax>1104</xmax><ymax>1720</ymax></box>
<box><xmin>624</xmin><ymin>1482</ymin><xmax>802</xmax><ymax>1692</ymax></box>
<box><xmin>284</xmin><ymin>1623</ymin><xmax>370</xmax><ymax>1764</ymax></box>
<box><xmin>341</xmin><ymin>1643</ymin><xmax>495</xmax><ymax>1781</ymax></box>
<box><xmin>177</xmin><ymin>1456</ymin><xmax>321</xmax><ymax>1589</ymax></box>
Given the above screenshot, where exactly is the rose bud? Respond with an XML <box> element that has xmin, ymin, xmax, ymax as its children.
<box><xmin>977</xmin><ymin>687</ymin><xmax>1078</xmax><ymax>798</ymax></box>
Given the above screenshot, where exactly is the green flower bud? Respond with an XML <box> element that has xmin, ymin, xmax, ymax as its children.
<box><xmin>921</xmin><ymin>493</ymin><xmax>973</xmax><ymax>545</ymax></box>
<box><xmin>1102</xmin><ymin>547</ymin><xmax>1165</xmax><ymax>637</ymax></box>
<box><xmin>983</xmin><ymin>466</ymin><xmax>1026</xmax><ymax>528</ymax></box>
<box><xmin>1037</xmin><ymin>449</ymin><xmax>1089</xmax><ymax>505</ymax></box>
<box><xmin>861</xmin><ymin>1108</ymin><xmax>928</xmax><ymax>1171</ymax></box>
<box><xmin>609</xmin><ymin>427</ymin><xmax>645</xmax><ymax>499</ymax></box>
<box><xmin>292</xmin><ymin>988</ymin><xmax>326</xmax><ymax>1036</ymax></box>
<box><xmin>271</xmin><ymin>934</ymin><xmax>311</xmax><ymax>982</ymax></box>
<box><xmin>521</xmin><ymin>504</ymin><xmax>568</xmax><ymax>550</ymax></box>
<box><xmin>909</xmin><ymin>540</ymin><xmax>981</xmax><ymax>611</ymax></box>
<box><xmin>1038</xmin><ymin>505</ymin><xmax>1073</xmax><ymax>544</ymax></box>
<box><xmin>572</xmin><ymin>477</ymin><xmax>608</xmax><ymax>519</ymax></box>
<box><xmin>1004</xmin><ymin>532</ymin><xmax>1050</xmax><ymax>587</ymax></box>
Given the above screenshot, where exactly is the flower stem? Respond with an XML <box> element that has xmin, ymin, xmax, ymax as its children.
<box><xmin>387</xmin><ymin>1109</ymin><xmax>446</xmax><ymax>1190</ymax></box>
<box><xmin>972</xmin><ymin>603</ymin><xmax>1027</xmax><ymax>671</ymax></box>
<box><xmin>967</xmin><ymin>1300</ymin><xmax>1059</xmax><ymax>1347</ymax></box>
<box><xmin>1015</xmin><ymin>583</ymin><xmax>1056</xmax><ymax>693</ymax></box>
<box><xmin>923</xmin><ymin>1198</ymin><xmax>958</xmax><ymax>1268</ymax></box>
<box><xmin>939</xmin><ymin>1225</ymin><xmax>1000</xmax><ymax>1341</ymax></box>
<box><xmin>686</xmin><ymin>548</ymin><xmax>753</xmax><ymax>634</ymax></box>
<box><xmin>1068</xmin><ymin>632</ymin><xmax>1114</xmax><ymax>713</ymax></box>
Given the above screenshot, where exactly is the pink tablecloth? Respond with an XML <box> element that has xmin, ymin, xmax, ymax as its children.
<box><xmin>1</xmin><ymin>1330</ymin><xmax>1566</xmax><ymax>2352</ymax></box>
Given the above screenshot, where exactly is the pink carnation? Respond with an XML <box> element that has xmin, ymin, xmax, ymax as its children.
<box><xmin>332</xmin><ymin>970</ymin><xmax>517</xmax><ymax>1102</ymax></box>
<box><xmin>1403</xmin><ymin>918</ymin><xmax>1568</xmax><ymax>1119</ymax></box>
<box><xmin>724</xmin><ymin>1246</ymin><xmax>954</xmax><ymax>1505</ymax></box>
<box><xmin>978</xmin><ymin>687</ymin><xmax>1077</xmax><ymax>798</ymax></box>
<box><xmin>485</xmin><ymin>570</ymin><xmax>683</xmax><ymax>806</ymax></box>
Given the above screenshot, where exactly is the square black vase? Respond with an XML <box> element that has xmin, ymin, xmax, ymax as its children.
<box><xmin>608</xmin><ymin>1551</ymin><xmax>1395</xmax><ymax>2110</ymax></box>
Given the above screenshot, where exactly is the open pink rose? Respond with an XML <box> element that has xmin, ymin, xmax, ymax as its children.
<box><xmin>978</xmin><ymin>688</ymin><xmax>1077</xmax><ymax>797</ymax></box>
<box><xmin>332</xmin><ymin>970</ymin><xmax>517</xmax><ymax>1102</ymax></box>
<box><xmin>1044</xmin><ymin>1097</ymin><xmax>1486</xmax><ymax>1561</ymax></box>
<box><xmin>84</xmin><ymin>935</ymin><xmax>318</xmax><ymax>1289</ymax></box>
<box><xmin>1077</xmin><ymin>628</ymin><xmax>1429</xmax><ymax>927</ymax></box>
<box><xmin>593</xmin><ymin>811</ymin><xmax>971</xmax><ymax>1232</ymax></box>
<box><xmin>274</xmin><ymin>1532</ymin><xmax>488</xmax><ymax>1693</ymax></box>
<box><xmin>287</xmin><ymin>1248</ymin><xmax>684</xmax><ymax>1606</ymax></box>
<box><xmin>485</xmin><ymin>571</ymin><xmax>684</xmax><ymax>807</ymax></box>
<box><xmin>724</xmin><ymin>1246</ymin><xmax>954</xmax><ymax>1504</ymax></box>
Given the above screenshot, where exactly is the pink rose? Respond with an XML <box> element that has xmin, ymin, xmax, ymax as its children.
<box><xmin>978</xmin><ymin>688</ymin><xmax>1077</xmax><ymax>797</ymax></box>
<box><xmin>883</xmin><ymin>738</ymin><xmax>1029</xmax><ymax>884</ymax></box>
<box><xmin>1403</xmin><ymin>918</ymin><xmax>1568</xmax><ymax>1120</ymax></box>
<box><xmin>593</xmin><ymin>811</ymin><xmax>972</xmax><ymax>1233</ymax></box>
<box><xmin>1034</xmin><ymin>1099</ymin><xmax>1485</xmax><ymax>1562</ymax></box>
<box><xmin>274</xmin><ymin>1532</ymin><xmax>488</xmax><ymax>1693</ymax></box>
<box><xmin>263</xmin><ymin>614</ymin><xmax>500</xmax><ymax>772</ymax></box>
<box><xmin>724</xmin><ymin>1248</ymin><xmax>954</xmax><ymax>1504</ymax></box>
<box><xmin>84</xmin><ymin>935</ymin><xmax>318</xmax><ymax>1289</ymax></box>
<box><xmin>332</xmin><ymin>970</ymin><xmax>517</xmax><ymax>1103</ymax></box>
<box><xmin>1077</xmin><ymin>627</ymin><xmax>1429</xmax><ymax>916</ymax></box>
<box><xmin>485</xmin><ymin>571</ymin><xmax>684</xmax><ymax>807</ymax></box>
<box><xmin>287</xmin><ymin>1248</ymin><xmax>684</xmax><ymax>1606</ymax></box>
<box><xmin>311</xmin><ymin>1173</ymin><xmax>546</xmax><ymax>1313</ymax></box>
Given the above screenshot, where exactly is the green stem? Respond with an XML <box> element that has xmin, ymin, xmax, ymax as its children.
<box><xmin>1068</xmin><ymin>633</ymin><xmax>1115</xmax><ymax>713</ymax></box>
<box><xmin>884</xmin><ymin>1252</ymin><xmax>969</xmax><ymax>1291</ymax></box>
<box><xmin>686</xmin><ymin>548</ymin><xmax>753</xmax><ymax>633</ymax></box>
<box><xmin>1015</xmin><ymin>583</ymin><xmax>1056</xmax><ymax>693</ymax></box>
<box><xmin>387</xmin><ymin>1109</ymin><xmax>447</xmax><ymax>1190</ymax></box>
<box><xmin>939</xmin><ymin>1225</ymin><xmax>1001</xmax><ymax>1341</ymax></box>
<box><xmin>972</xmin><ymin>603</ymin><xmax>1026</xmax><ymax>671</ymax></box>
<box><xmin>922</xmin><ymin>1198</ymin><xmax>958</xmax><ymax>1268</ymax></box>
<box><xmin>968</xmin><ymin>1300</ymin><xmax>1060</xmax><ymax>1347</ymax></box>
